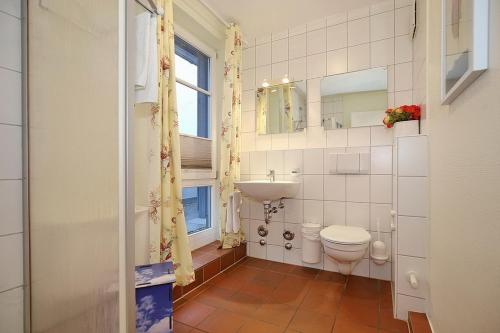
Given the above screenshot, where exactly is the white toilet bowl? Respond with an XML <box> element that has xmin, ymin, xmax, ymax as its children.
<box><xmin>320</xmin><ymin>225</ymin><xmax>371</xmax><ymax>275</ymax></box>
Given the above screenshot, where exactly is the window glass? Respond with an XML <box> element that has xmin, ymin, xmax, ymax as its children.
<box><xmin>176</xmin><ymin>83</ymin><xmax>197</xmax><ymax>136</ymax></box>
<box><xmin>175</xmin><ymin>54</ymin><xmax>198</xmax><ymax>87</ymax></box>
<box><xmin>175</xmin><ymin>36</ymin><xmax>209</xmax><ymax>90</ymax></box>
<box><xmin>182</xmin><ymin>186</ymin><xmax>211</xmax><ymax>234</ymax></box>
<box><xmin>175</xmin><ymin>36</ymin><xmax>210</xmax><ymax>139</ymax></box>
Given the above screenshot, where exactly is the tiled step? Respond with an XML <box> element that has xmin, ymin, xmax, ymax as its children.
<box><xmin>173</xmin><ymin>241</ymin><xmax>247</xmax><ymax>304</ymax></box>
<box><xmin>408</xmin><ymin>311</ymin><xmax>432</xmax><ymax>333</ymax></box>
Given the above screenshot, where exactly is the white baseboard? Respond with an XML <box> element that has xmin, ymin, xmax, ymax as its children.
<box><xmin>427</xmin><ymin>315</ymin><xmax>436</xmax><ymax>333</ymax></box>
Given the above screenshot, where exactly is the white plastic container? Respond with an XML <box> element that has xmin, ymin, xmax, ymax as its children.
<box><xmin>370</xmin><ymin>219</ymin><xmax>389</xmax><ymax>265</ymax></box>
<box><xmin>394</xmin><ymin>119</ymin><xmax>419</xmax><ymax>137</ymax></box>
<box><xmin>302</xmin><ymin>223</ymin><xmax>322</xmax><ymax>263</ymax></box>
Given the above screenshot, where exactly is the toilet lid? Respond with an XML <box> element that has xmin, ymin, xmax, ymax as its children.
<box><xmin>320</xmin><ymin>225</ymin><xmax>371</xmax><ymax>245</ymax></box>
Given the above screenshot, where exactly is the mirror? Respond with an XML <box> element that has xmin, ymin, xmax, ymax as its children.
<box><xmin>256</xmin><ymin>80</ymin><xmax>307</xmax><ymax>135</ymax></box>
<box><xmin>441</xmin><ymin>0</ymin><xmax>488</xmax><ymax>104</ymax></box>
<box><xmin>320</xmin><ymin>68</ymin><xmax>387</xmax><ymax>129</ymax></box>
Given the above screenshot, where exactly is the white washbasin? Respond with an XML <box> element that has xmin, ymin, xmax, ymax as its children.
<box><xmin>234</xmin><ymin>180</ymin><xmax>300</xmax><ymax>202</ymax></box>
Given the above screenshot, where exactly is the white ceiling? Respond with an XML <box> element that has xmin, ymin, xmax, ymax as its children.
<box><xmin>201</xmin><ymin>0</ymin><xmax>384</xmax><ymax>39</ymax></box>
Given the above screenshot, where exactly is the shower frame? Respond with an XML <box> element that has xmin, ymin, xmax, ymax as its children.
<box><xmin>22</xmin><ymin>0</ymin><xmax>138</xmax><ymax>332</ymax></box>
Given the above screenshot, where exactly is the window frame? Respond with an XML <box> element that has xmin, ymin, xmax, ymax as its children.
<box><xmin>182</xmin><ymin>179</ymin><xmax>218</xmax><ymax>251</ymax></box>
<box><xmin>174</xmin><ymin>25</ymin><xmax>218</xmax><ymax>249</ymax></box>
<box><xmin>174</xmin><ymin>25</ymin><xmax>217</xmax><ymax>181</ymax></box>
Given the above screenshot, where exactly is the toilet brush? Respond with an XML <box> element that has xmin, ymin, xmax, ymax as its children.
<box><xmin>371</xmin><ymin>218</ymin><xmax>388</xmax><ymax>265</ymax></box>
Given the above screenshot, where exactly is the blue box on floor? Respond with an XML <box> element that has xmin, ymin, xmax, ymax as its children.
<box><xmin>135</xmin><ymin>262</ymin><xmax>176</xmax><ymax>333</ymax></box>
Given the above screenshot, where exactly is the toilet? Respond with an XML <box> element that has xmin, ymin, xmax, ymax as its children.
<box><xmin>320</xmin><ymin>225</ymin><xmax>371</xmax><ymax>275</ymax></box>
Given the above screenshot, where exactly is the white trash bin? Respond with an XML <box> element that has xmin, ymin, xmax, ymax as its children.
<box><xmin>302</xmin><ymin>223</ymin><xmax>322</xmax><ymax>263</ymax></box>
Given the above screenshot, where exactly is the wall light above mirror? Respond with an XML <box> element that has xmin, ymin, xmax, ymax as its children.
<box><xmin>256</xmin><ymin>80</ymin><xmax>307</xmax><ymax>135</ymax></box>
<box><xmin>321</xmin><ymin>67</ymin><xmax>388</xmax><ymax>130</ymax></box>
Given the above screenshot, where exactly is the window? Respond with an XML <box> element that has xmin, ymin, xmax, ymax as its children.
<box><xmin>174</xmin><ymin>28</ymin><xmax>217</xmax><ymax>248</ymax></box>
<box><xmin>175</xmin><ymin>35</ymin><xmax>212</xmax><ymax>170</ymax></box>
<box><xmin>182</xmin><ymin>186</ymin><xmax>211</xmax><ymax>235</ymax></box>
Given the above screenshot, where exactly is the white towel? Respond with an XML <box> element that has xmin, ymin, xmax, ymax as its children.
<box><xmin>225</xmin><ymin>191</ymin><xmax>242</xmax><ymax>234</ymax></box>
<box><xmin>135</xmin><ymin>12</ymin><xmax>151</xmax><ymax>88</ymax></box>
<box><xmin>135</xmin><ymin>16</ymin><xmax>158</xmax><ymax>104</ymax></box>
<box><xmin>226</xmin><ymin>193</ymin><xmax>234</xmax><ymax>233</ymax></box>
<box><xmin>232</xmin><ymin>191</ymin><xmax>241</xmax><ymax>233</ymax></box>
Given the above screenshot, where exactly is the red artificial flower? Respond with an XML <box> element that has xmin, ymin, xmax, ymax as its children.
<box><xmin>400</xmin><ymin>105</ymin><xmax>421</xmax><ymax>120</ymax></box>
<box><xmin>382</xmin><ymin>104</ymin><xmax>421</xmax><ymax>128</ymax></box>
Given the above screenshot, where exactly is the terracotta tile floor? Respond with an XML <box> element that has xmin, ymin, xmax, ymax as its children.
<box><xmin>408</xmin><ymin>312</ymin><xmax>432</xmax><ymax>333</ymax></box>
<box><xmin>174</xmin><ymin>257</ymin><xmax>408</xmax><ymax>333</ymax></box>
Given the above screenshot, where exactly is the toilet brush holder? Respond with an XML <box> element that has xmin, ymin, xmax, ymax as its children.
<box><xmin>370</xmin><ymin>240</ymin><xmax>389</xmax><ymax>265</ymax></box>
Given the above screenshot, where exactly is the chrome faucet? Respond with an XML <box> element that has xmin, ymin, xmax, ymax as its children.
<box><xmin>267</xmin><ymin>169</ymin><xmax>275</xmax><ymax>182</ymax></box>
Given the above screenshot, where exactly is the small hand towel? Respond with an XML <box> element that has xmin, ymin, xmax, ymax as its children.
<box><xmin>135</xmin><ymin>12</ymin><xmax>151</xmax><ymax>88</ymax></box>
<box><xmin>135</xmin><ymin>16</ymin><xmax>158</xmax><ymax>104</ymax></box>
<box><xmin>231</xmin><ymin>191</ymin><xmax>241</xmax><ymax>233</ymax></box>
<box><xmin>225</xmin><ymin>193</ymin><xmax>234</xmax><ymax>233</ymax></box>
<box><xmin>225</xmin><ymin>191</ymin><xmax>242</xmax><ymax>234</ymax></box>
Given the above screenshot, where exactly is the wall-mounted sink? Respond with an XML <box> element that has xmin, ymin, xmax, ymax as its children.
<box><xmin>234</xmin><ymin>180</ymin><xmax>300</xmax><ymax>202</ymax></box>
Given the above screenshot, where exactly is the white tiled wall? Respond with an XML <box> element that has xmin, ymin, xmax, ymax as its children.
<box><xmin>412</xmin><ymin>0</ymin><xmax>427</xmax><ymax>133</ymax></box>
<box><xmin>0</xmin><ymin>2</ymin><xmax>24</xmax><ymax>332</ymax></box>
<box><xmin>393</xmin><ymin>135</ymin><xmax>429</xmax><ymax>320</ymax></box>
<box><xmin>240</xmin><ymin>1</ymin><xmax>414</xmax><ymax>281</ymax></box>
<box><xmin>241</xmin><ymin>0</ymin><xmax>413</xmax><ymax>153</ymax></box>
<box><xmin>241</xmin><ymin>125</ymin><xmax>395</xmax><ymax>280</ymax></box>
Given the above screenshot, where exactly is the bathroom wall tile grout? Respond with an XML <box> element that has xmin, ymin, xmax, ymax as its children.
<box><xmin>397</xmin><ymin>253</ymin><xmax>426</xmax><ymax>260</ymax></box>
<box><xmin>242</xmin><ymin>126</ymin><xmax>395</xmax><ymax>279</ymax></box>
<box><xmin>0</xmin><ymin>284</ymin><xmax>24</xmax><ymax>295</ymax></box>
<box><xmin>0</xmin><ymin>64</ymin><xmax>21</xmax><ymax>74</ymax></box>
<box><xmin>393</xmin><ymin>134</ymin><xmax>429</xmax><ymax>318</ymax></box>
<box><xmin>398</xmin><ymin>292</ymin><xmax>425</xmax><ymax>300</ymax></box>
<box><xmin>241</xmin><ymin>2</ymin><xmax>418</xmax><ymax>282</ymax></box>
<box><xmin>0</xmin><ymin>10</ymin><xmax>20</xmax><ymax>20</ymax></box>
<box><xmin>398</xmin><ymin>214</ymin><xmax>428</xmax><ymax>218</ymax></box>
<box><xmin>0</xmin><ymin>122</ymin><xmax>22</xmax><ymax>127</ymax></box>
<box><xmin>0</xmin><ymin>231</ymin><xmax>23</xmax><ymax>238</ymax></box>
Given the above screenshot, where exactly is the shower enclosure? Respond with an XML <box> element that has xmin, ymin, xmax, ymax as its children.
<box><xmin>27</xmin><ymin>0</ymin><xmax>136</xmax><ymax>332</ymax></box>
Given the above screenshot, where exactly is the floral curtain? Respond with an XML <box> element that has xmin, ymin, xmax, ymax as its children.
<box><xmin>147</xmin><ymin>0</ymin><xmax>194</xmax><ymax>286</ymax></box>
<box><xmin>219</xmin><ymin>23</ymin><xmax>245</xmax><ymax>249</ymax></box>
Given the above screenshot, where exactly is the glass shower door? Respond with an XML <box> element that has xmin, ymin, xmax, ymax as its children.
<box><xmin>28</xmin><ymin>0</ymin><xmax>132</xmax><ymax>332</ymax></box>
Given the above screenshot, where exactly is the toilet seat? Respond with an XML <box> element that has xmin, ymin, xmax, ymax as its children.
<box><xmin>320</xmin><ymin>225</ymin><xmax>371</xmax><ymax>245</ymax></box>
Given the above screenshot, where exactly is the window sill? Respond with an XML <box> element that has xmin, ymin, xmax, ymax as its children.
<box><xmin>190</xmin><ymin>241</ymin><xmax>242</xmax><ymax>270</ymax></box>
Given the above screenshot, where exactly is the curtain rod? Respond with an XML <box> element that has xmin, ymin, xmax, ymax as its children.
<box><xmin>135</xmin><ymin>0</ymin><xmax>164</xmax><ymax>16</ymax></box>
